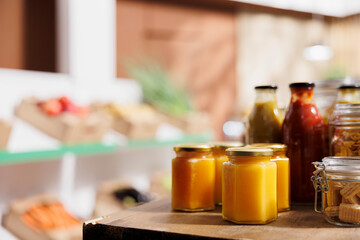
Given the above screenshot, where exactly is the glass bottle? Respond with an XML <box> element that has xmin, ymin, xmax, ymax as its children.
<box><xmin>222</xmin><ymin>147</ymin><xmax>277</xmax><ymax>224</ymax></box>
<box><xmin>282</xmin><ymin>82</ymin><xmax>326</xmax><ymax>203</ymax></box>
<box><xmin>248</xmin><ymin>85</ymin><xmax>283</xmax><ymax>144</ymax></box>
<box><xmin>212</xmin><ymin>142</ymin><xmax>244</xmax><ymax>205</ymax></box>
<box><xmin>172</xmin><ymin>144</ymin><xmax>215</xmax><ymax>211</ymax></box>
<box><xmin>250</xmin><ymin>143</ymin><xmax>290</xmax><ymax>212</ymax></box>
<box><xmin>324</xmin><ymin>85</ymin><xmax>360</xmax><ymax>124</ymax></box>
<box><xmin>312</xmin><ymin>157</ymin><xmax>360</xmax><ymax>226</ymax></box>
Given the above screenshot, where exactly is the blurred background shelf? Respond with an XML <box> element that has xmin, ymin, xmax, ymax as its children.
<box><xmin>126</xmin><ymin>132</ymin><xmax>213</xmax><ymax>148</ymax></box>
<box><xmin>0</xmin><ymin>132</ymin><xmax>213</xmax><ymax>165</ymax></box>
<box><xmin>0</xmin><ymin>142</ymin><xmax>118</xmax><ymax>165</ymax></box>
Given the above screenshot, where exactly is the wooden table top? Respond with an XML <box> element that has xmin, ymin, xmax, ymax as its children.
<box><xmin>83</xmin><ymin>198</ymin><xmax>360</xmax><ymax>240</ymax></box>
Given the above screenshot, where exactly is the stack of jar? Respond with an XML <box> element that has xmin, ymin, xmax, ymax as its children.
<box><xmin>313</xmin><ymin>84</ymin><xmax>360</xmax><ymax>227</ymax></box>
<box><xmin>172</xmin><ymin>142</ymin><xmax>290</xmax><ymax>224</ymax></box>
<box><xmin>171</xmin><ymin>82</ymin><xmax>341</xmax><ymax>225</ymax></box>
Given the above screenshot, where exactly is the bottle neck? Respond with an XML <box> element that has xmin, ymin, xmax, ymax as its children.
<box><xmin>290</xmin><ymin>87</ymin><xmax>314</xmax><ymax>104</ymax></box>
<box><xmin>337</xmin><ymin>89</ymin><xmax>360</xmax><ymax>104</ymax></box>
<box><xmin>255</xmin><ymin>89</ymin><xmax>277</xmax><ymax>103</ymax></box>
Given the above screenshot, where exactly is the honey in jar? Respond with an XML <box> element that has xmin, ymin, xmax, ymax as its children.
<box><xmin>212</xmin><ymin>142</ymin><xmax>244</xmax><ymax>205</ymax></box>
<box><xmin>222</xmin><ymin>147</ymin><xmax>277</xmax><ymax>224</ymax></box>
<box><xmin>251</xmin><ymin>143</ymin><xmax>290</xmax><ymax>212</ymax></box>
<box><xmin>172</xmin><ymin>144</ymin><xmax>215</xmax><ymax>211</ymax></box>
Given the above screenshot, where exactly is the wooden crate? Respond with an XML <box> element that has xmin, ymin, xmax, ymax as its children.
<box><xmin>15</xmin><ymin>98</ymin><xmax>111</xmax><ymax>144</ymax></box>
<box><xmin>3</xmin><ymin>194</ymin><xmax>82</xmax><ymax>240</ymax></box>
<box><xmin>0</xmin><ymin>119</ymin><xmax>11</xmax><ymax>149</ymax></box>
<box><xmin>163</xmin><ymin>112</ymin><xmax>211</xmax><ymax>134</ymax></box>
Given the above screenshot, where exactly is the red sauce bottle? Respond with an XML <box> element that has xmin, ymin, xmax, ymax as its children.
<box><xmin>283</xmin><ymin>82</ymin><xmax>326</xmax><ymax>203</ymax></box>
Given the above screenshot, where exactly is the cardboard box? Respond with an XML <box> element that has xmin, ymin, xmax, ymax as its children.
<box><xmin>163</xmin><ymin>111</ymin><xmax>211</xmax><ymax>134</ymax></box>
<box><xmin>0</xmin><ymin>119</ymin><xmax>11</xmax><ymax>149</ymax></box>
<box><xmin>93</xmin><ymin>180</ymin><xmax>132</xmax><ymax>217</ymax></box>
<box><xmin>112</xmin><ymin>117</ymin><xmax>159</xmax><ymax>140</ymax></box>
<box><xmin>3</xmin><ymin>194</ymin><xmax>82</xmax><ymax>240</ymax></box>
<box><xmin>15</xmin><ymin>98</ymin><xmax>111</xmax><ymax>144</ymax></box>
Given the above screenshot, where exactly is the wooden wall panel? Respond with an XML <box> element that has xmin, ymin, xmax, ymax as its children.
<box><xmin>116</xmin><ymin>0</ymin><xmax>237</xmax><ymax>139</ymax></box>
<box><xmin>0</xmin><ymin>0</ymin><xmax>24</xmax><ymax>69</ymax></box>
<box><xmin>235</xmin><ymin>8</ymin><xmax>330</xmax><ymax>116</ymax></box>
<box><xmin>116</xmin><ymin>1</ymin><xmax>146</xmax><ymax>77</ymax></box>
<box><xmin>329</xmin><ymin>15</ymin><xmax>360</xmax><ymax>78</ymax></box>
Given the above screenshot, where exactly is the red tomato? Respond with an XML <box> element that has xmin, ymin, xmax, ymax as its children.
<box><xmin>59</xmin><ymin>96</ymin><xmax>77</xmax><ymax>113</ymax></box>
<box><xmin>41</xmin><ymin>99</ymin><xmax>63</xmax><ymax>116</ymax></box>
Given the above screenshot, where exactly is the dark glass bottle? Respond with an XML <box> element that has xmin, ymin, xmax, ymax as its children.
<box><xmin>248</xmin><ymin>85</ymin><xmax>283</xmax><ymax>144</ymax></box>
<box><xmin>282</xmin><ymin>82</ymin><xmax>326</xmax><ymax>203</ymax></box>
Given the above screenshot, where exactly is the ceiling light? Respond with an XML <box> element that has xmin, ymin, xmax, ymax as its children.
<box><xmin>303</xmin><ymin>44</ymin><xmax>333</xmax><ymax>61</ymax></box>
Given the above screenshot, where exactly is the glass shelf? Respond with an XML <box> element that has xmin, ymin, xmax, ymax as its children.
<box><xmin>0</xmin><ymin>143</ymin><xmax>118</xmax><ymax>165</ymax></box>
<box><xmin>126</xmin><ymin>132</ymin><xmax>213</xmax><ymax>148</ymax></box>
<box><xmin>0</xmin><ymin>132</ymin><xmax>213</xmax><ymax>165</ymax></box>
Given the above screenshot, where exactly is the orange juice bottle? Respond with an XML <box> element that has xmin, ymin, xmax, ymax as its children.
<box><xmin>222</xmin><ymin>147</ymin><xmax>277</xmax><ymax>224</ymax></box>
<box><xmin>172</xmin><ymin>144</ymin><xmax>215</xmax><ymax>211</ymax></box>
<box><xmin>213</xmin><ymin>142</ymin><xmax>244</xmax><ymax>205</ymax></box>
<box><xmin>251</xmin><ymin>144</ymin><xmax>290</xmax><ymax>212</ymax></box>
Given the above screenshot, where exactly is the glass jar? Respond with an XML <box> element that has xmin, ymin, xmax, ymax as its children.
<box><xmin>337</xmin><ymin>85</ymin><xmax>360</xmax><ymax>104</ymax></box>
<box><xmin>212</xmin><ymin>142</ymin><xmax>244</xmax><ymax>205</ymax></box>
<box><xmin>172</xmin><ymin>144</ymin><xmax>215</xmax><ymax>211</ymax></box>
<box><xmin>248</xmin><ymin>85</ymin><xmax>283</xmax><ymax>144</ymax></box>
<box><xmin>250</xmin><ymin>144</ymin><xmax>290</xmax><ymax>212</ymax></box>
<box><xmin>312</xmin><ymin>157</ymin><xmax>360</xmax><ymax>226</ymax></box>
<box><xmin>325</xmin><ymin>85</ymin><xmax>360</xmax><ymax>122</ymax></box>
<box><xmin>329</xmin><ymin>103</ymin><xmax>360</xmax><ymax>156</ymax></box>
<box><xmin>283</xmin><ymin>82</ymin><xmax>326</xmax><ymax>203</ymax></box>
<box><xmin>222</xmin><ymin>147</ymin><xmax>277</xmax><ymax>224</ymax></box>
<box><xmin>325</xmin><ymin>85</ymin><xmax>360</xmax><ymax>155</ymax></box>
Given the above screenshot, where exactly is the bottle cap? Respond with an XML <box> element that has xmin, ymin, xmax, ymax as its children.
<box><xmin>255</xmin><ymin>85</ymin><xmax>278</xmax><ymax>90</ymax></box>
<box><xmin>212</xmin><ymin>141</ymin><xmax>244</xmax><ymax>150</ymax></box>
<box><xmin>174</xmin><ymin>144</ymin><xmax>213</xmax><ymax>152</ymax></box>
<box><xmin>249</xmin><ymin>143</ymin><xmax>287</xmax><ymax>153</ymax></box>
<box><xmin>226</xmin><ymin>147</ymin><xmax>273</xmax><ymax>156</ymax></box>
<box><xmin>289</xmin><ymin>82</ymin><xmax>315</xmax><ymax>88</ymax></box>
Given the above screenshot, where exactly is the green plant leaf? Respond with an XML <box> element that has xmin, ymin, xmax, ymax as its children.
<box><xmin>127</xmin><ymin>61</ymin><xmax>193</xmax><ymax>117</ymax></box>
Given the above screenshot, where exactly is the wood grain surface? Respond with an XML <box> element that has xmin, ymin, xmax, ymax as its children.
<box><xmin>83</xmin><ymin>198</ymin><xmax>360</xmax><ymax>240</ymax></box>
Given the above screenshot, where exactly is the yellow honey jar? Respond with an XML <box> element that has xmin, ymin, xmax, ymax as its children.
<box><xmin>212</xmin><ymin>142</ymin><xmax>244</xmax><ymax>205</ymax></box>
<box><xmin>172</xmin><ymin>144</ymin><xmax>215</xmax><ymax>211</ymax></box>
<box><xmin>222</xmin><ymin>147</ymin><xmax>277</xmax><ymax>224</ymax></box>
<box><xmin>251</xmin><ymin>144</ymin><xmax>290</xmax><ymax>212</ymax></box>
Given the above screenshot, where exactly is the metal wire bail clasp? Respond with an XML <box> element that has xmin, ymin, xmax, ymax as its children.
<box><xmin>311</xmin><ymin>162</ymin><xmax>329</xmax><ymax>213</ymax></box>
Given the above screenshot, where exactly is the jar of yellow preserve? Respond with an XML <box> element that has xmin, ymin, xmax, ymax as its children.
<box><xmin>251</xmin><ymin>144</ymin><xmax>290</xmax><ymax>212</ymax></box>
<box><xmin>213</xmin><ymin>142</ymin><xmax>244</xmax><ymax>205</ymax></box>
<box><xmin>172</xmin><ymin>144</ymin><xmax>215</xmax><ymax>211</ymax></box>
<box><xmin>223</xmin><ymin>147</ymin><xmax>277</xmax><ymax>224</ymax></box>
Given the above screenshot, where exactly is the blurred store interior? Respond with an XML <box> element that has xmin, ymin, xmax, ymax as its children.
<box><xmin>1</xmin><ymin>0</ymin><xmax>360</xmax><ymax>239</ymax></box>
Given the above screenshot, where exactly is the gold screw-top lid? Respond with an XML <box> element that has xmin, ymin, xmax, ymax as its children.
<box><xmin>212</xmin><ymin>141</ymin><xmax>244</xmax><ymax>150</ymax></box>
<box><xmin>226</xmin><ymin>147</ymin><xmax>273</xmax><ymax>156</ymax></box>
<box><xmin>249</xmin><ymin>143</ymin><xmax>287</xmax><ymax>153</ymax></box>
<box><xmin>174</xmin><ymin>144</ymin><xmax>213</xmax><ymax>152</ymax></box>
